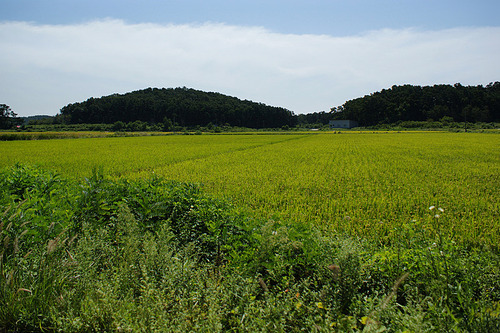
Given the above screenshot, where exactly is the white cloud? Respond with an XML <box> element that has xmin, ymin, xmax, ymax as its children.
<box><xmin>1</xmin><ymin>20</ymin><xmax>499</xmax><ymax>116</ymax></box>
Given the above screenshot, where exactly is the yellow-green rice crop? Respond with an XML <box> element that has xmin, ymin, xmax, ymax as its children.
<box><xmin>0</xmin><ymin>134</ymin><xmax>301</xmax><ymax>177</ymax></box>
<box><xmin>1</xmin><ymin>132</ymin><xmax>498</xmax><ymax>246</ymax></box>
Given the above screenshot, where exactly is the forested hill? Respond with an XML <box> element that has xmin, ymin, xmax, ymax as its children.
<box><xmin>331</xmin><ymin>82</ymin><xmax>500</xmax><ymax>126</ymax></box>
<box><xmin>60</xmin><ymin>87</ymin><xmax>295</xmax><ymax>128</ymax></box>
<box><xmin>55</xmin><ymin>83</ymin><xmax>500</xmax><ymax>130</ymax></box>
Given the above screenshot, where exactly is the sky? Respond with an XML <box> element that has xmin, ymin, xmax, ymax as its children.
<box><xmin>1</xmin><ymin>1</ymin><xmax>499</xmax><ymax>117</ymax></box>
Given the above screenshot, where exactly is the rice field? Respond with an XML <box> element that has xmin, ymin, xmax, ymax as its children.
<box><xmin>2</xmin><ymin>131</ymin><xmax>500</xmax><ymax>331</ymax></box>
<box><xmin>1</xmin><ymin>131</ymin><xmax>498</xmax><ymax>246</ymax></box>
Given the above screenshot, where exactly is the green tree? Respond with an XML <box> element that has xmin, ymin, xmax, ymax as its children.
<box><xmin>0</xmin><ymin>104</ymin><xmax>19</xmax><ymax>129</ymax></box>
<box><xmin>162</xmin><ymin>117</ymin><xmax>174</xmax><ymax>131</ymax></box>
<box><xmin>112</xmin><ymin>121</ymin><xmax>125</xmax><ymax>131</ymax></box>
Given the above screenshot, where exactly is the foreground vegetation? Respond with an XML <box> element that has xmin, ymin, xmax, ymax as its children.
<box><xmin>1</xmin><ymin>132</ymin><xmax>499</xmax><ymax>331</ymax></box>
<box><xmin>1</xmin><ymin>165</ymin><xmax>499</xmax><ymax>332</ymax></box>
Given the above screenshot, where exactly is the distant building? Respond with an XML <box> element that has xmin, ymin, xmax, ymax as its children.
<box><xmin>329</xmin><ymin>120</ymin><xmax>358</xmax><ymax>129</ymax></box>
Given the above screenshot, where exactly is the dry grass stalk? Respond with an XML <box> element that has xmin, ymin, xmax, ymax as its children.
<box><xmin>381</xmin><ymin>272</ymin><xmax>409</xmax><ymax>310</ymax></box>
<box><xmin>65</xmin><ymin>249</ymin><xmax>75</xmax><ymax>262</ymax></box>
<box><xmin>258</xmin><ymin>277</ymin><xmax>269</xmax><ymax>292</ymax></box>
<box><xmin>47</xmin><ymin>238</ymin><xmax>59</xmax><ymax>254</ymax></box>
<box><xmin>17</xmin><ymin>288</ymin><xmax>32</xmax><ymax>295</ymax></box>
<box><xmin>364</xmin><ymin>272</ymin><xmax>410</xmax><ymax>331</ymax></box>
<box><xmin>13</xmin><ymin>236</ymin><xmax>19</xmax><ymax>254</ymax></box>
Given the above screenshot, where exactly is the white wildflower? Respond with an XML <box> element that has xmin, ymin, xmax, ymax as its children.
<box><xmin>429</xmin><ymin>206</ymin><xmax>435</xmax><ymax>210</ymax></box>
<box><xmin>438</xmin><ymin>207</ymin><xmax>444</xmax><ymax>212</ymax></box>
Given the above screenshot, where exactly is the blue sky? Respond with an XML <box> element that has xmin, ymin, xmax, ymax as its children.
<box><xmin>3</xmin><ymin>0</ymin><xmax>499</xmax><ymax>35</ymax></box>
<box><xmin>1</xmin><ymin>0</ymin><xmax>499</xmax><ymax>116</ymax></box>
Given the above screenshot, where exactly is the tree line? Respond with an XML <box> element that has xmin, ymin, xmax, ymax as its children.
<box><xmin>3</xmin><ymin>83</ymin><xmax>500</xmax><ymax>131</ymax></box>
<box><xmin>331</xmin><ymin>82</ymin><xmax>500</xmax><ymax>126</ymax></box>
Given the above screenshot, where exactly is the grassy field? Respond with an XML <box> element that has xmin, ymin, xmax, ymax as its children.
<box><xmin>1</xmin><ymin>132</ymin><xmax>498</xmax><ymax>246</ymax></box>
<box><xmin>1</xmin><ymin>131</ymin><xmax>499</xmax><ymax>331</ymax></box>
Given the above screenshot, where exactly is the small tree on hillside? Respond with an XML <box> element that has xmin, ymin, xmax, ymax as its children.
<box><xmin>0</xmin><ymin>104</ymin><xmax>19</xmax><ymax>129</ymax></box>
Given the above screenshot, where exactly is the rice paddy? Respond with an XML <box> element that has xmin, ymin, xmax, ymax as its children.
<box><xmin>1</xmin><ymin>131</ymin><xmax>498</xmax><ymax>246</ymax></box>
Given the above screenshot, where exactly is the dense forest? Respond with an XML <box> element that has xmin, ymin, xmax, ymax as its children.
<box><xmin>332</xmin><ymin>82</ymin><xmax>500</xmax><ymax>126</ymax></box>
<box><xmin>58</xmin><ymin>83</ymin><xmax>500</xmax><ymax>128</ymax></box>
<box><xmin>4</xmin><ymin>83</ymin><xmax>500</xmax><ymax>131</ymax></box>
<box><xmin>59</xmin><ymin>87</ymin><xmax>296</xmax><ymax>129</ymax></box>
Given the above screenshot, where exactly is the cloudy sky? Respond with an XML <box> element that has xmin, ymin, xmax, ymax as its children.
<box><xmin>1</xmin><ymin>0</ymin><xmax>499</xmax><ymax>117</ymax></box>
